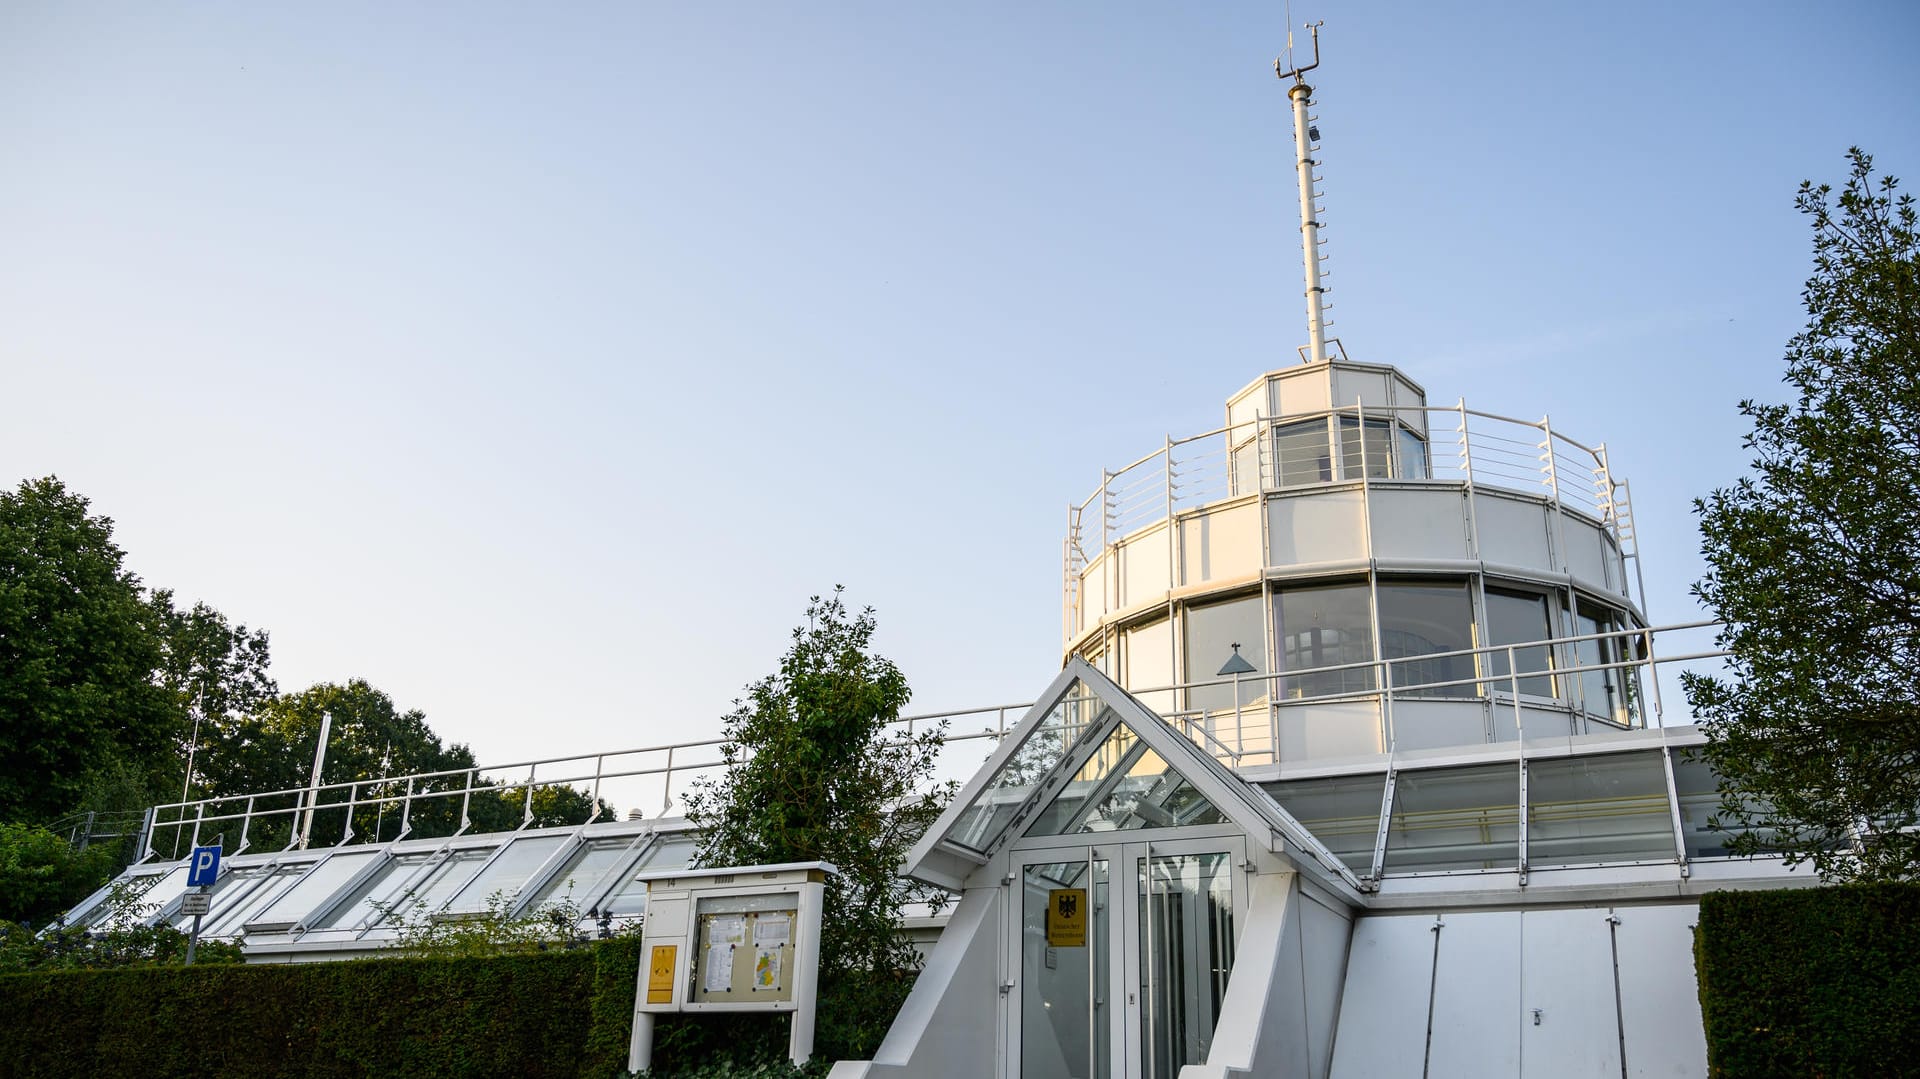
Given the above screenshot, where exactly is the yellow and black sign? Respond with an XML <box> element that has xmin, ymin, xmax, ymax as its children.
<box><xmin>646</xmin><ymin>944</ymin><xmax>679</xmax><ymax>1004</ymax></box>
<box><xmin>1046</xmin><ymin>888</ymin><xmax>1087</xmax><ymax>947</ymax></box>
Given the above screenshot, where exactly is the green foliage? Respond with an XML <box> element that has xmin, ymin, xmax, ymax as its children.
<box><xmin>0</xmin><ymin>823</ymin><xmax>124</xmax><ymax>925</ymax></box>
<box><xmin>0</xmin><ymin>949</ymin><xmax>605</xmax><ymax>1078</ymax></box>
<box><xmin>0</xmin><ymin>477</ymin><xmax>173</xmax><ymax>822</ymax></box>
<box><xmin>1686</xmin><ymin>149</ymin><xmax>1920</xmax><ymax>882</ymax></box>
<box><xmin>683</xmin><ymin>590</ymin><xmax>948</xmax><ymax>1022</ymax></box>
<box><xmin>148</xmin><ymin>588</ymin><xmax>277</xmax><ymax>803</ymax></box>
<box><xmin>1696</xmin><ymin>884</ymin><xmax>1920</xmax><ymax>1077</ymax></box>
<box><xmin>0</xmin><ymin>918</ymin><xmax>245</xmax><ymax>975</ymax></box>
<box><xmin>383</xmin><ymin>887</ymin><xmax>592</xmax><ymax>958</ymax></box>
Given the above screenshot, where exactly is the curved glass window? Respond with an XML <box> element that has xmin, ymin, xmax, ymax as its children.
<box><xmin>1377</xmin><ymin>583</ymin><xmax>1477</xmax><ymax>698</ymax></box>
<box><xmin>1339</xmin><ymin>417</ymin><xmax>1394</xmax><ymax>480</ymax></box>
<box><xmin>1396</xmin><ymin>426</ymin><xmax>1429</xmax><ymax>480</ymax></box>
<box><xmin>1486</xmin><ymin>589</ymin><xmax>1557</xmax><ymax>697</ymax></box>
<box><xmin>1275</xmin><ymin>584</ymin><xmax>1375</xmax><ymax>698</ymax></box>
<box><xmin>1184</xmin><ymin>596</ymin><xmax>1266</xmax><ymax>714</ymax></box>
<box><xmin>1274</xmin><ymin>420</ymin><xmax>1334</xmax><ymax>488</ymax></box>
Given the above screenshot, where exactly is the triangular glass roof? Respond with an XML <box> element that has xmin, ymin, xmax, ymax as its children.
<box><xmin>906</xmin><ymin>659</ymin><xmax>1371</xmax><ymax>904</ymax></box>
<box><xmin>1023</xmin><ymin>722</ymin><xmax>1224</xmax><ymax>836</ymax></box>
<box><xmin>940</xmin><ymin>677</ymin><xmax>1112</xmax><ymax>854</ymax></box>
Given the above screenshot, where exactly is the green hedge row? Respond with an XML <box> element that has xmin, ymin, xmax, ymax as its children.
<box><xmin>1696</xmin><ymin>883</ymin><xmax>1920</xmax><ymax>1078</ymax></box>
<box><xmin>0</xmin><ymin>938</ymin><xmax>648</xmax><ymax>1078</ymax></box>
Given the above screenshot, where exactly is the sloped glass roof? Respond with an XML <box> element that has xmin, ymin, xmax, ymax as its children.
<box><xmin>942</xmin><ymin>679</ymin><xmax>1110</xmax><ymax>853</ymax></box>
<box><xmin>1025</xmin><ymin>722</ymin><xmax>1224</xmax><ymax>835</ymax></box>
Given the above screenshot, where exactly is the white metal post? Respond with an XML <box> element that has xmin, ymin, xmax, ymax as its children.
<box><xmin>298</xmin><ymin>709</ymin><xmax>333</xmax><ymax>850</ymax></box>
<box><xmin>1280</xmin><ymin>24</ymin><xmax>1329</xmax><ymax>366</ymax></box>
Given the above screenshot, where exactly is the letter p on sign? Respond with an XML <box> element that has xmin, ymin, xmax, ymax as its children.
<box><xmin>187</xmin><ymin>845</ymin><xmax>222</xmax><ymax>888</ymax></box>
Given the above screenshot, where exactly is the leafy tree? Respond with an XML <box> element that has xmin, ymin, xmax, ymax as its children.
<box><xmin>172</xmin><ymin>679</ymin><xmax>609</xmax><ymax>853</ymax></box>
<box><xmin>685</xmin><ymin>588</ymin><xmax>950</xmax><ymax>1055</ymax></box>
<box><xmin>1686</xmin><ymin>149</ymin><xmax>1920</xmax><ymax>881</ymax></box>
<box><xmin>147</xmin><ymin>589</ymin><xmax>276</xmax><ymax>802</ymax></box>
<box><xmin>0</xmin><ymin>823</ymin><xmax>125</xmax><ymax>925</ymax></box>
<box><xmin>0</xmin><ymin>477</ymin><xmax>173</xmax><ymax>822</ymax></box>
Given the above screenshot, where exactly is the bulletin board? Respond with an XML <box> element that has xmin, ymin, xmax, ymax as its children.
<box><xmin>691</xmin><ymin>893</ymin><xmax>798</xmax><ymax>1005</ymax></box>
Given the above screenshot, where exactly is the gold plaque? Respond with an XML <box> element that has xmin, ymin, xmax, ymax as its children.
<box><xmin>1047</xmin><ymin>888</ymin><xmax>1087</xmax><ymax>947</ymax></box>
<box><xmin>646</xmin><ymin>944</ymin><xmax>678</xmax><ymax>1004</ymax></box>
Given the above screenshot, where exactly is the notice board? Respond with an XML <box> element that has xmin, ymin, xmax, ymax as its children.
<box><xmin>691</xmin><ymin>893</ymin><xmax>798</xmax><ymax>1004</ymax></box>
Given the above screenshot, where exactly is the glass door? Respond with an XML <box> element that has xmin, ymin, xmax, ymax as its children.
<box><xmin>1015</xmin><ymin>849</ymin><xmax>1114</xmax><ymax>1079</ymax></box>
<box><xmin>1010</xmin><ymin>836</ymin><xmax>1244</xmax><ymax>1079</ymax></box>
<box><xmin>1129</xmin><ymin>843</ymin><xmax>1240</xmax><ymax>1079</ymax></box>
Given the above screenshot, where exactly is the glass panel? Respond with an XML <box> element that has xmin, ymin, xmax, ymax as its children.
<box><xmin>945</xmin><ymin>683</ymin><xmax>1107</xmax><ymax>853</ymax></box>
<box><xmin>1273</xmin><ymin>419</ymin><xmax>1333</xmax><ymax>488</ymax></box>
<box><xmin>1383</xmin><ymin>764</ymin><xmax>1520</xmax><ymax>873</ymax></box>
<box><xmin>1377</xmin><ymin>583</ymin><xmax>1477</xmax><ymax>698</ymax></box>
<box><xmin>1338</xmin><ymin>417</ymin><xmax>1394</xmax><ymax>480</ymax></box>
<box><xmin>248</xmin><ymin>850</ymin><xmax>382</xmax><ymax>930</ymax></box>
<box><xmin>1263</xmin><ymin>773</ymin><xmax>1388</xmax><ymax>873</ymax></box>
<box><xmin>200</xmin><ymin>864</ymin><xmax>311</xmax><ymax>937</ymax></box>
<box><xmin>442</xmin><ymin>834</ymin><xmax>571</xmax><ymax>914</ymax></box>
<box><xmin>316</xmin><ymin>854</ymin><xmax>433</xmax><ymax>929</ymax></box>
<box><xmin>1139</xmin><ymin>853</ymin><xmax>1235</xmax><ymax>1079</ymax></box>
<box><xmin>525</xmin><ymin>838</ymin><xmax>640</xmax><ymax>911</ymax></box>
<box><xmin>1670</xmin><ymin>751</ymin><xmax>1793</xmax><ymax>858</ymax></box>
<box><xmin>1027</xmin><ymin>724</ymin><xmax>1149</xmax><ymax>836</ymax></box>
<box><xmin>1021</xmin><ymin>858</ymin><xmax>1110</xmax><ymax>1079</ymax></box>
<box><xmin>1275</xmin><ymin>584</ymin><xmax>1376</xmax><ymax>698</ymax></box>
<box><xmin>1026</xmin><ymin>725</ymin><xmax>1226</xmax><ymax>836</ymax></box>
<box><xmin>135</xmin><ymin>865</ymin><xmax>192</xmax><ymax>922</ymax></box>
<box><xmin>388</xmin><ymin>848</ymin><xmax>492</xmax><ymax>921</ymax></box>
<box><xmin>1485</xmin><ymin>589</ymin><xmax>1556</xmax><ymax>697</ymax></box>
<box><xmin>1183</xmin><ymin>596</ymin><xmax>1266</xmax><ymax>714</ymax></box>
<box><xmin>1526</xmin><ymin>753</ymin><xmax>1675</xmax><ymax>866</ymax></box>
<box><xmin>603</xmin><ymin>833</ymin><xmax>702</xmax><ymax>916</ymax></box>
<box><xmin>1229</xmin><ymin>438</ymin><xmax>1261</xmax><ymax>496</ymax></box>
<box><xmin>1396</xmin><ymin>426</ymin><xmax>1429</xmax><ymax>480</ymax></box>
<box><xmin>78</xmin><ymin>868</ymin><xmax>175</xmax><ymax>928</ymax></box>
<box><xmin>1574</xmin><ymin>603</ymin><xmax>1638</xmax><ymax>725</ymax></box>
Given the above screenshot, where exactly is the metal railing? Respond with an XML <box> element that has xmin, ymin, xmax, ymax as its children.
<box><xmin>137</xmin><ymin>621</ymin><xmax>1730</xmax><ymax>866</ymax></box>
<box><xmin>1062</xmin><ymin>401</ymin><xmax>1636</xmax><ymax>642</ymax></box>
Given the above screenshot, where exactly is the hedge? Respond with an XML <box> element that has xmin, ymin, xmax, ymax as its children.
<box><xmin>0</xmin><ymin>938</ymin><xmax>645</xmax><ymax>1078</ymax></box>
<box><xmin>1696</xmin><ymin>883</ymin><xmax>1920</xmax><ymax>1078</ymax></box>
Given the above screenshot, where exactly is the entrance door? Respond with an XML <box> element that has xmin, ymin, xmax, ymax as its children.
<box><xmin>1010</xmin><ymin>836</ymin><xmax>1245</xmax><ymax>1079</ymax></box>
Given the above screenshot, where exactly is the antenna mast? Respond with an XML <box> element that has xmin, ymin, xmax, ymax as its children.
<box><xmin>1278</xmin><ymin>22</ymin><xmax>1330</xmax><ymax>365</ymax></box>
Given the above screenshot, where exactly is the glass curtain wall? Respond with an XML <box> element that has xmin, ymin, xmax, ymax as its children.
<box><xmin>1376</xmin><ymin>583</ymin><xmax>1477</xmax><ymax>698</ymax></box>
<box><xmin>1274</xmin><ymin>585</ymin><xmax>1375</xmax><ymax>698</ymax></box>
<box><xmin>1183</xmin><ymin>597</ymin><xmax>1266</xmax><ymax>714</ymax></box>
<box><xmin>1485</xmin><ymin>589</ymin><xmax>1557</xmax><ymax>697</ymax></box>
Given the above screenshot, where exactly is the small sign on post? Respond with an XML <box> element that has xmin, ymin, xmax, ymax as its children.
<box><xmin>184</xmin><ymin>844</ymin><xmax>221</xmax><ymax>965</ymax></box>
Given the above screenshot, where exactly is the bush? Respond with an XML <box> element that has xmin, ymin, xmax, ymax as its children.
<box><xmin>1696</xmin><ymin>884</ymin><xmax>1920</xmax><ymax>1077</ymax></box>
<box><xmin>0</xmin><ymin>823</ymin><xmax>125</xmax><ymax>925</ymax></box>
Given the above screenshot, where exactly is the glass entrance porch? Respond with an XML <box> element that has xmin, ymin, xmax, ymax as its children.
<box><xmin>1011</xmin><ymin>836</ymin><xmax>1243</xmax><ymax>1079</ymax></box>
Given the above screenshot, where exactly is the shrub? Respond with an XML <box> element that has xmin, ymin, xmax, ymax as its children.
<box><xmin>1696</xmin><ymin>884</ymin><xmax>1920</xmax><ymax>1077</ymax></box>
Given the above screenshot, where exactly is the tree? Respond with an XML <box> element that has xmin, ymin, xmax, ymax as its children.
<box><xmin>1686</xmin><ymin>149</ymin><xmax>1920</xmax><ymax>881</ymax></box>
<box><xmin>147</xmin><ymin>589</ymin><xmax>276</xmax><ymax>803</ymax></box>
<box><xmin>188</xmin><ymin>679</ymin><xmax>484</xmax><ymax>849</ymax></box>
<box><xmin>684</xmin><ymin>588</ymin><xmax>950</xmax><ymax>1054</ymax></box>
<box><xmin>0</xmin><ymin>477</ymin><xmax>173</xmax><ymax>823</ymax></box>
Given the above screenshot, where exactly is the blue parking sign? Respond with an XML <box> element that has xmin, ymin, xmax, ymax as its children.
<box><xmin>187</xmin><ymin>845</ymin><xmax>222</xmax><ymax>887</ymax></box>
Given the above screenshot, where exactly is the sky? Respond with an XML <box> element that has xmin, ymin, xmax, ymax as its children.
<box><xmin>2</xmin><ymin>3</ymin><xmax>1916</xmax><ymax>789</ymax></box>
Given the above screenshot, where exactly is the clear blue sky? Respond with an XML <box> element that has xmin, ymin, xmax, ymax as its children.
<box><xmin>3</xmin><ymin>3</ymin><xmax>1915</xmax><ymax>774</ymax></box>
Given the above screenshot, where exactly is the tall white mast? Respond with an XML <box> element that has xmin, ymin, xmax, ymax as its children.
<box><xmin>1278</xmin><ymin>22</ymin><xmax>1330</xmax><ymax>365</ymax></box>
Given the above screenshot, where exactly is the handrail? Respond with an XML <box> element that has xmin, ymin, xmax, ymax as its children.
<box><xmin>139</xmin><ymin>620</ymin><xmax>1729</xmax><ymax>860</ymax></box>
